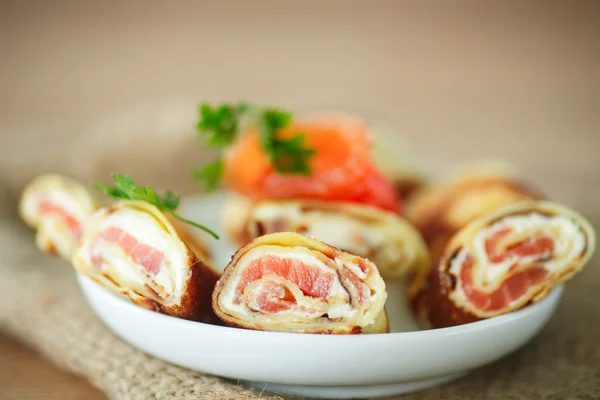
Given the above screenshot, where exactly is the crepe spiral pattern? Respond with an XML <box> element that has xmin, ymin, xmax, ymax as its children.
<box><xmin>19</xmin><ymin>174</ymin><xmax>97</xmax><ymax>260</ymax></box>
<box><xmin>72</xmin><ymin>200</ymin><xmax>219</xmax><ymax>322</ymax></box>
<box><xmin>415</xmin><ymin>201</ymin><xmax>595</xmax><ymax>328</ymax></box>
<box><xmin>406</xmin><ymin>168</ymin><xmax>544</xmax><ymax>264</ymax></box>
<box><xmin>212</xmin><ymin>232</ymin><xmax>389</xmax><ymax>334</ymax></box>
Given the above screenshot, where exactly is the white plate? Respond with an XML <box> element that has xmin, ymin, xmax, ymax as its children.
<box><xmin>77</xmin><ymin>193</ymin><xmax>563</xmax><ymax>399</ymax></box>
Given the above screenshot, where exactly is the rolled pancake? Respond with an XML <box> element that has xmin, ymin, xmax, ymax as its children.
<box><xmin>414</xmin><ymin>201</ymin><xmax>595</xmax><ymax>328</ymax></box>
<box><xmin>227</xmin><ymin>199</ymin><xmax>430</xmax><ymax>292</ymax></box>
<box><xmin>72</xmin><ymin>200</ymin><xmax>219</xmax><ymax>322</ymax></box>
<box><xmin>19</xmin><ymin>174</ymin><xmax>96</xmax><ymax>260</ymax></box>
<box><xmin>213</xmin><ymin>232</ymin><xmax>389</xmax><ymax>334</ymax></box>
<box><xmin>406</xmin><ymin>166</ymin><xmax>543</xmax><ymax>263</ymax></box>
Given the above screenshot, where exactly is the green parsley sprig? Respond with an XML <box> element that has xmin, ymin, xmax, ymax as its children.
<box><xmin>94</xmin><ymin>174</ymin><xmax>219</xmax><ymax>239</ymax></box>
<box><xmin>258</xmin><ymin>108</ymin><xmax>315</xmax><ymax>175</ymax></box>
<box><xmin>192</xmin><ymin>102</ymin><xmax>315</xmax><ymax>192</ymax></box>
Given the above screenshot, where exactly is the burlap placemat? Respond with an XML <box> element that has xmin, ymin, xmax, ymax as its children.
<box><xmin>1</xmin><ymin>216</ymin><xmax>599</xmax><ymax>400</ymax></box>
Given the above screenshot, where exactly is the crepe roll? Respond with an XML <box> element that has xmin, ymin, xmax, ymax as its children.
<box><xmin>213</xmin><ymin>232</ymin><xmax>389</xmax><ymax>334</ymax></box>
<box><xmin>19</xmin><ymin>174</ymin><xmax>96</xmax><ymax>259</ymax></box>
<box><xmin>229</xmin><ymin>199</ymin><xmax>430</xmax><ymax>291</ymax></box>
<box><xmin>415</xmin><ymin>201</ymin><xmax>595</xmax><ymax>328</ymax></box>
<box><xmin>406</xmin><ymin>165</ymin><xmax>543</xmax><ymax>262</ymax></box>
<box><xmin>73</xmin><ymin>200</ymin><xmax>219</xmax><ymax>322</ymax></box>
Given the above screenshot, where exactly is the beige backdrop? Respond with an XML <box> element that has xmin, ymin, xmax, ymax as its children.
<box><xmin>1</xmin><ymin>1</ymin><xmax>599</xmax><ymax>202</ymax></box>
<box><xmin>0</xmin><ymin>1</ymin><xmax>599</xmax><ymax>399</ymax></box>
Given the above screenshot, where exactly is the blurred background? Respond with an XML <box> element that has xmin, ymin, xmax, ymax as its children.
<box><xmin>0</xmin><ymin>1</ymin><xmax>599</xmax><ymax>398</ymax></box>
<box><xmin>1</xmin><ymin>1</ymin><xmax>599</xmax><ymax>210</ymax></box>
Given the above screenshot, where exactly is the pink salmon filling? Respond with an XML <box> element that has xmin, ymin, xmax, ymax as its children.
<box><xmin>458</xmin><ymin>227</ymin><xmax>553</xmax><ymax>312</ymax></box>
<box><xmin>90</xmin><ymin>227</ymin><xmax>164</xmax><ymax>274</ymax></box>
<box><xmin>234</xmin><ymin>255</ymin><xmax>335</xmax><ymax>313</ymax></box>
<box><xmin>39</xmin><ymin>200</ymin><xmax>82</xmax><ymax>239</ymax></box>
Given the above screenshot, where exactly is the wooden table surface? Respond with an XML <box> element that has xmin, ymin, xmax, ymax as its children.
<box><xmin>0</xmin><ymin>335</ymin><xmax>106</xmax><ymax>400</ymax></box>
<box><xmin>1</xmin><ymin>1</ymin><xmax>599</xmax><ymax>399</ymax></box>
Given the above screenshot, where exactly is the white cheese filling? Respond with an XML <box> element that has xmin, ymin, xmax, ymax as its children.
<box><xmin>79</xmin><ymin>208</ymin><xmax>187</xmax><ymax>300</ymax></box>
<box><xmin>44</xmin><ymin>189</ymin><xmax>88</xmax><ymax>221</ymax></box>
<box><xmin>252</xmin><ymin>204</ymin><xmax>382</xmax><ymax>252</ymax></box>
<box><xmin>26</xmin><ymin>189</ymin><xmax>87</xmax><ymax>225</ymax></box>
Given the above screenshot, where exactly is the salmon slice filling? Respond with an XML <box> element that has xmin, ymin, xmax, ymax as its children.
<box><xmin>214</xmin><ymin>232</ymin><xmax>390</xmax><ymax>333</ymax></box>
<box><xmin>90</xmin><ymin>227</ymin><xmax>165</xmax><ymax>274</ymax></box>
<box><xmin>38</xmin><ymin>200</ymin><xmax>82</xmax><ymax>239</ymax></box>
<box><xmin>233</xmin><ymin>254</ymin><xmax>345</xmax><ymax>316</ymax></box>
<box><xmin>448</xmin><ymin>212</ymin><xmax>586</xmax><ymax>316</ymax></box>
<box><xmin>459</xmin><ymin>255</ymin><xmax>548</xmax><ymax>312</ymax></box>
<box><xmin>236</xmin><ymin>255</ymin><xmax>334</xmax><ymax>304</ymax></box>
<box><xmin>79</xmin><ymin>206</ymin><xmax>197</xmax><ymax>304</ymax></box>
<box><xmin>484</xmin><ymin>227</ymin><xmax>554</xmax><ymax>263</ymax></box>
<box><xmin>221</xmin><ymin>246</ymin><xmax>379</xmax><ymax>324</ymax></box>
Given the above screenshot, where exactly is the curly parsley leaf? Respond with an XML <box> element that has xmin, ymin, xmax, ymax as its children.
<box><xmin>197</xmin><ymin>103</ymin><xmax>249</xmax><ymax>148</ymax></box>
<box><xmin>94</xmin><ymin>174</ymin><xmax>219</xmax><ymax>239</ymax></box>
<box><xmin>193</xmin><ymin>102</ymin><xmax>315</xmax><ymax>191</ymax></box>
<box><xmin>258</xmin><ymin>109</ymin><xmax>315</xmax><ymax>174</ymax></box>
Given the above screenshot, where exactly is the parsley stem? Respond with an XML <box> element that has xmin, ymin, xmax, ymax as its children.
<box><xmin>194</xmin><ymin>102</ymin><xmax>315</xmax><ymax>191</ymax></box>
<box><xmin>94</xmin><ymin>174</ymin><xmax>219</xmax><ymax>240</ymax></box>
<box><xmin>170</xmin><ymin>212</ymin><xmax>220</xmax><ymax>240</ymax></box>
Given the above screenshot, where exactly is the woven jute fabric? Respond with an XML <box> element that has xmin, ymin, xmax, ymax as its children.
<box><xmin>1</xmin><ymin>216</ymin><xmax>599</xmax><ymax>400</ymax></box>
<box><xmin>0</xmin><ymin>221</ymin><xmax>284</xmax><ymax>400</ymax></box>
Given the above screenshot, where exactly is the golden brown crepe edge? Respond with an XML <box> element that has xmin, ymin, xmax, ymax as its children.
<box><xmin>212</xmin><ymin>232</ymin><xmax>388</xmax><ymax>334</ymax></box>
<box><xmin>72</xmin><ymin>200</ymin><xmax>220</xmax><ymax>323</ymax></box>
<box><xmin>413</xmin><ymin>200</ymin><xmax>596</xmax><ymax>328</ymax></box>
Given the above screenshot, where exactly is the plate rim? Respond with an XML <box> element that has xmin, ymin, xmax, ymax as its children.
<box><xmin>77</xmin><ymin>272</ymin><xmax>563</xmax><ymax>341</ymax></box>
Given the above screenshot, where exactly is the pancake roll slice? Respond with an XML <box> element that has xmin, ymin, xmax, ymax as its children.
<box><xmin>72</xmin><ymin>200</ymin><xmax>219</xmax><ymax>322</ymax></box>
<box><xmin>213</xmin><ymin>232</ymin><xmax>389</xmax><ymax>334</ymax></box>
<box><xmin>406</xmin><ymin>165</ymin><xmax>543</xmax><ymax>262</ymax></box>
<box><xmin>416</xmin><ymin>201</ymin><xmax>595</xmax><ymax>328</ymax></box>
<box><xmin>227</xmin><ymin>199</ymin><xmax>430</xmax><ymax>291</ymax></box>
<box><xmin>19</xmin><ymin>174</ymin><xmax>96</xmax><ymax>259</ymax></box>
